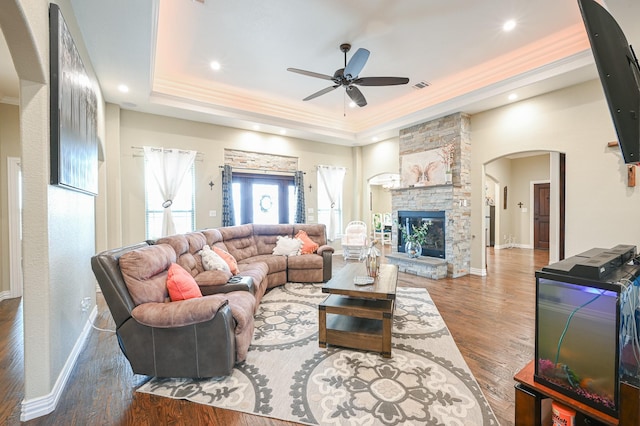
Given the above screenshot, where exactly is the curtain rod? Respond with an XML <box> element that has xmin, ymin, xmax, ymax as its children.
<box><xmin>219</xmin><ymin>165</ymin><xmax>304</xmax><ymax>175</ymax></box>
<box><xmin>131</xmin><ymin>146</ymin><xmax>204</xmax><ymax>156</ymax></box>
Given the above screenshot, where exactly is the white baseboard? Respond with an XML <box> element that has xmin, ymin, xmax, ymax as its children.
<box><xmin>0</xmin><ymin>290</ymin><xmax>11</xmax><ymax>302</ymax></box>
<box><xmin>494</xmin><ymin>243</ymin><xmax>534</xmax><ymax>250</ymax></box>
<box><xmin>20</xmin><ymin>305</ymin><xmax>98</xmax><ymax>421</ymax></box>
<box><xmin>470</xmin><ymin>267</ymin><xmax>487</xmax><ymax>276</ymax></box>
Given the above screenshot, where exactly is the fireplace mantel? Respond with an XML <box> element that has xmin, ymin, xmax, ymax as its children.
<box><xmin>391</xmin><ymin>183</ymin><xmax>458</xmax><ymax>192</ymax></box>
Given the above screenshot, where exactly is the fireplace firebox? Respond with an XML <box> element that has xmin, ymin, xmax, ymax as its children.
<box><xmin>397</xmin><ymin>210</ymin><xmax>446</xmax><ymax>259</ymax></box>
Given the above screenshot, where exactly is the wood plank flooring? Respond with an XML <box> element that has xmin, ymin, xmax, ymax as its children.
<box><xmin>1</xmin><ymin>247</ymin><xmax>547</xmax><ymax>425</ymax></box>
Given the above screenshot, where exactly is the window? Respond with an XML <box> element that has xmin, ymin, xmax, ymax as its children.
<box><xmin>232</xmin><ymin>173</ymin><xmax>295</xmax><ymax>224</ymax></box>
<box><xmin>317</xmin><ymin>166</ymin><xmax>346</xmax><ymax>241</ymax></box>
<box><xmin>145</xmin><ymin>162</ymin><xmax>195</xmax><ymax>239</ymax></box>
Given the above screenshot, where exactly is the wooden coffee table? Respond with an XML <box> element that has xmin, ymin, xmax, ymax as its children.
<box><xmin>318</xmin><ymin>263</ymin><xmax>398</xmax><ymax>358</ymax></box>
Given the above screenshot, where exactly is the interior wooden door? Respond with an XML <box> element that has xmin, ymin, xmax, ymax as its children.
<box><xmin>534</xmin><ymin>183</ymin><xmax>550</xmax><ymax>250</ymax></box>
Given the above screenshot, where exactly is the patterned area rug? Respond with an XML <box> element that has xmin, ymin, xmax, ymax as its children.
<box><xmin>137</xmin><ymin>283</ymin><xmax>499</xmax><ymax>425</ymax></box>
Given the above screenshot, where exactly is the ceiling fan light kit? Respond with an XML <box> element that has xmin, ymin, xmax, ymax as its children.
<box><xmin>287</xmin><ymin>43</ymin><xmax>409</xmax><ymax>107</ymax></box>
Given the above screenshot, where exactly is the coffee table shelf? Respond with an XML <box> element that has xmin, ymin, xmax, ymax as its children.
<box><xmin>324</xmin><ymin>314</ymin><xmax>386</xmax><ymax>354</ymax></box>
<box><xmin>318</xmin><ymin>264</ymin><xmax>398</xmax><ymax>358</ymax></box>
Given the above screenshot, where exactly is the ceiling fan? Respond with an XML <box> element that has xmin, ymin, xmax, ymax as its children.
<box><xmin>287</xmin><ymin>43</ymin><xmax>409</xmax><ymax>107</ymax></box>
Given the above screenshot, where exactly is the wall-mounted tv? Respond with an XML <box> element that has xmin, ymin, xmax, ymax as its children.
<box><xmin>578</xmin><ymin>0</ymin><xmax>640</xmax><ymax>164</ymax></box>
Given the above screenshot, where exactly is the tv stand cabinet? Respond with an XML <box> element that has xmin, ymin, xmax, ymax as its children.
<box><xmin>513</xmin><ymin>361</ymin><xmax>640</xmax><ymax>425</ymax></box>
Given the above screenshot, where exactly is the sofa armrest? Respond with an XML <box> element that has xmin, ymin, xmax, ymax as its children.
<box><xmin>131</xmin><ymin>294</ymin><xmax>229</xmax><ymax>328</ymax></box>
<box><xmin>199</xmin><ymin>276</ymin><xmax>256</xmax><ymax>296</ymax></box>
<box><xmin>320</xmin><ymin>248</ymin><xmax>333</xmax><ymax>282</ymax></box>
<box><xmin>194</xmin><ymin>270</ymin><xmax>233</xmax><ymax>286</ymax></box>
<box><xmin>317</xmin><ymin>244</ymin><xmax>334</xmax><ymax>255</ymax></box>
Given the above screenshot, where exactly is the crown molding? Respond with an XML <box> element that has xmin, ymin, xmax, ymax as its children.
<box><xmin>149</xmin><ymin>24</ymin><xmax>592</xmax><ymax>144</ymax></box>
<box><xmin>0</xmin><ymin>96</ymin><xmax>19</xmax><ymax>105</ymax></box>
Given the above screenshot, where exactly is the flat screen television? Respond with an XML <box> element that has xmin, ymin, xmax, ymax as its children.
<box><xmin>578</xmin><ymin>0</ymin><xmax>640</xmax><ymax>164</ymax></box>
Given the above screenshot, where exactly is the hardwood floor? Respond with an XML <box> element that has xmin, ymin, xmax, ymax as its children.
<box><xmin>1</xmin><ymin>247</ymin><xmax>548</xmax><ymax>426</ymax></box>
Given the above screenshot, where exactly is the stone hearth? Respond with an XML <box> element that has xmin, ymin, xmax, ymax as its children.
<box><xmin>386</xmin><ymin>253</ymin><xmax>448</xmax><ymax>280</ymax></box>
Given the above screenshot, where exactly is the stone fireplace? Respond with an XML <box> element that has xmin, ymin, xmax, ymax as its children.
<box><xmin>387</xmin><ymin>112</ymin><xmax>471</xmax><ymax>278</ymax></box>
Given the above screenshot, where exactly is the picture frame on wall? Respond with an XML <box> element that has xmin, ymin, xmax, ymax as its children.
<box><xmin>400</xmin><ymin>144</ymin><xmax>452</xmax><ymax>188</ymax></box>
<box><xmin>49</xmin><ymin>4</ymin><xmax>99</xmax><ymax>196</ymax></box>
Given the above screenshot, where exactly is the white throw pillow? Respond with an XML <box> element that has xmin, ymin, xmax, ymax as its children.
<box><xmin>272</xmin><ymin>236</ymin><xmax>302</xmax><ymax>256</ymax></box>
<box><xmin>199</xmin><ymin>245</ymin><xmax>231</xmax><ymax>272</ymax></box>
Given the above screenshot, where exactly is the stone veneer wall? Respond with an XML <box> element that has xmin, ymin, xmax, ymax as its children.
<box><xmin>392</xmin><ymin>112</ymin><xmax>471</xmax><ymax>277</ymax></box>
<box><xmin>224</xmin><ymin>149</ymin><xmax>298</xmax><ymax>172</ymax></box>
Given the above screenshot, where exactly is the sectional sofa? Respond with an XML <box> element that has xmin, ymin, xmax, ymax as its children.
<box><xmin>91</xmin><ymin>223</ymin><xmax>333</xmax><ymax>378</ymax></box>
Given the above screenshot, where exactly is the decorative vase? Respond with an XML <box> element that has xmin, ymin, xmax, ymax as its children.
<box><xmin>365</xmin><ymin>243</ymin><xmax>381</xmax><ymax>278</ymax></box>
<box><xmin>405</xmin><ymin>241</ymin><xmax>423</xmax><ymax>258</ymax></box>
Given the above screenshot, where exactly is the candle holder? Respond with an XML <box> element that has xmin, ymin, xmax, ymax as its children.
<box><xmin>364</xmin><ymin>240</ymin><xmax>380</xmax><ymax>278</ymax></box>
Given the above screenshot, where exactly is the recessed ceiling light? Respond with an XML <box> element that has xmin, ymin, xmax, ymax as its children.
<box><xmin>210</xmin><ymin>61</ymin><xmax>221</xmax><ymax>71</ymax></box>
<box><xmin>117</xmin><ymin>84</ymin><xmax>129</xmax><ymax>93</ymax></box>
<box><xmin>372</xmin><ymin>136</ymin><xmax>379</xmax><ymax>142</ymax></box>
<box><xmin>508</xmin><ymin>93</ymin><xmax>518</xmax><ymax>101</ymax></box>
<box><xmin>349</xmin><ymin>101</ymin><xmax>357</xmax><ymax>108</ymax></box>
<box><xmin>503</xmin><ymin>19</ymin><xmax>516</xmax><ymax>32</ymax></box>
<box><xmin>279</xmin><ymin>129</ymin><xmax>286</xmax><ymax>135</ymax></box>
<box><xmin>252</xmin><ymin>124</ymin><xmax>260</xmax><ymax>131</ymax></box>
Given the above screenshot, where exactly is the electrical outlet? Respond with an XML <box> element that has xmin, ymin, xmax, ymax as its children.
<box><xmin>81</xmin><ymin>297</ymin><xmax>91</xmax><ymax>313</ymax></box>
<box><xmin>209</xmin><ymin>210</ymin><xmax>217</xmax><ymax>217</ymax></box>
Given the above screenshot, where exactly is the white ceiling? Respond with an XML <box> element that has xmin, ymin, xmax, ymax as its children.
<box><xmin>1</xmin><ymin>0</ymin><xmax>639</xmax><ymax>145</ymax></box>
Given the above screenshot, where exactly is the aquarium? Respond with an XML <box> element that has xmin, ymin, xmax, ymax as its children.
<box><xmin>534</xmin><ymin>246</ymin><xmax>640</xmax><ymax>417</ymax></box>
<box><xmin>535</xmin><ymin>275</ymin><xmax>621</xmax><ymax>416</ymax></box>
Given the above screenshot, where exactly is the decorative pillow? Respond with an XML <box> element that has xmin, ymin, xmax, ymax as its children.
<box><xmin>272</xmin><ymin>235</ymin><xmax>303</xmax><ymax>256</ymax></box>
<box><xmin>213</xmin><ymin>246</ymin><xmax>240</xmax><ymax>275</ymax></box>
<box><xmin>296</xmin><ymin>230</ymin><xmax>320</xmax><ymax>254</ymax></box>
<box><xmin>199</xmin><ymin>245</ymin><xmax>231</xmax><ymax>273</ymax></box>
<box><xmin>166</xmin><ymin>263</ymin><xmax>202</xmax><ymax>301</ymax></box>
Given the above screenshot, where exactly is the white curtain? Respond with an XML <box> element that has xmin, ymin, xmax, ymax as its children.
<box><xmin>143</xmin><ymin>147</ymin><xmax>197</xmax><ymax>236</ymax></box>
<box><xmin>317</xmin><ymin>165</ymin><xmax>346</xmax><ymax>241</ymax></box>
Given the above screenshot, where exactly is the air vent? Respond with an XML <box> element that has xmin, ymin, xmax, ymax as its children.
<box><xmin>412</xmin><ymin>81</ymin><xmax>431</xmax><ymax>90</ymax></box>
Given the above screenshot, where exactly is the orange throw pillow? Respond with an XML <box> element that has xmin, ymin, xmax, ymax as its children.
<box><xmin>296</xmin><ymin>230</ymin><xmax>319</xmax><ymax>254</ymax></box>
<box><xmin>167</xmin><ymin>263</ymin><xmax>202</xmax><ymax>301</ymax></box>
<box><xmin>213</xmin><ymin>246</ymin><xmax>239</xmax><ymax>275</ymax></box>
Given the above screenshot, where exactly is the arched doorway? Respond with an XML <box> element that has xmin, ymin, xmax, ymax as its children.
<box><xmin>483</xmin><ymin>151</ymin><xmax>565</xmax><ymax>271</ymax></box>
<box><xmin>367</xmin><ymin>172</ymin><xmax>399</xmax><ymax>245</ymax></box>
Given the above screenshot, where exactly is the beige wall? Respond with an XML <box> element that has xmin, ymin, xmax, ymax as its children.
<box><xmin>370</xmin><ymin>185</ymin><xmax>392</xmax><ymax>217</ymax></box>
<box><xmin>1</xmin><ymin>0</ymin><xmax>105</xmax><ymax>410</ymax></box>
<box><xmin>510</xmin><ymin>154</ymin><xmax>550</xmax><ymax>247</ymax></box>
<box><xmin>486</xmin><ymin>154</ymin><xmax>550</xmax><ymax>248</ymax></box>
<box><xmin>0</xmin><ymin>103</ymin><xmax>20</xmax><ymax>295</ymax></box>
<box><xmin>470</xmin><ymin>79</ymin><xmax>640</xmax><ymax>272</ymax></box>
<box><xmin>111</xmin><ymin>108</ymin><xmax>354</xmax><ymax>246</ymax></box>
<box><xmin>485</xmin><ymin>157</ymin><xmax>512</xmax><ymax>248</ymax></box>
<box><xmin>360</xmin><ymin>137</ymin><xmax>399</xmax><ymax>230</ymax></box>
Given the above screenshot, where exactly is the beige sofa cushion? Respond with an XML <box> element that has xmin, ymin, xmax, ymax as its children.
<box><xmin>156</xmin><ymin>232</ymin><xmax>210</xmax><ymax>277</ymax></box>
<box><xmin>293</xmin><ymin>224</ymin><xmax>327</xmax><ymax>246</ymax></box>
<box><xmin>252</xmin><ymin>224</ymin><xmax>294</xmax><ymax>255</ymax></box>
<box><xmin>119</xmin><ymin>244</ymin><xmax>176</xmax><ymax>305</ymax></box>
<box><xmin>218</xmin><ymin>224</ymin><xmax>258</xmax><ymax>261</ymax></box>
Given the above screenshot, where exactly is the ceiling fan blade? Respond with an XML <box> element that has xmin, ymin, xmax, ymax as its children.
<box><xmin>353</xmin><ymin>76</ymin><xmax>410</xmax><ymax>86</ymax></box>
<box><xmin>287</xmin><ymin>68</ymin><xmax>334</xmax><ymax>81</ymax></box>
<box><xmin>346</xmin><ymin>86</ymin><xmax>367</xmax><ymax>107</ymax></box>
<box><xmin>344</xmin><ymin>48</ymin><xmax>370</xmax><ymax>80</ymax></box>
<box><xmin>303</xmin><ymin>85</ymin><xmax>339</xmax><ymax>101</ymax></box>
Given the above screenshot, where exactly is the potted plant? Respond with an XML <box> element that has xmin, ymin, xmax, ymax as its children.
<box><xmin>398</xmin><ymin>221</ymin><xmax>430</xmax><ymax>258</ymax></box>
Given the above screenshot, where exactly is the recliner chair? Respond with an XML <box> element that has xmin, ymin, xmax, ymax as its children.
<box><xmin>91</xmin><ymin>242</ymin><xmax>238</xmax><ymax>378</ymax></box>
